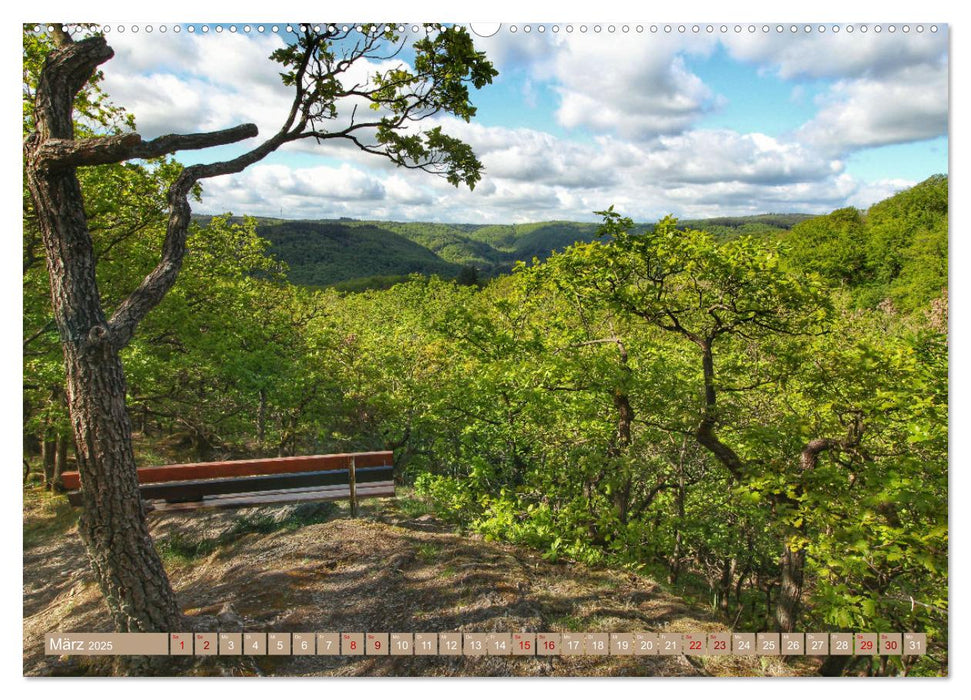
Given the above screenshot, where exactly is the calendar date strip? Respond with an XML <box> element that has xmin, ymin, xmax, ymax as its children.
<box><xmin>45</xmin><ymin>631</ymin><xmax>927</xmax><ymax>657</ymax></box>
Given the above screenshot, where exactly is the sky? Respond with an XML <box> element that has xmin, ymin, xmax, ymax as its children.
<box><xmin>78</xmin><ymin>22</ymin><xmax>948</xmax><ymax>224</ymax></box>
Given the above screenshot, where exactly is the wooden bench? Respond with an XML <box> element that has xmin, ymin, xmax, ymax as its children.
<box><xmin>61</xmin><ymin>451</ymin><xmax>395</xmax><ymax>514</ymax></box>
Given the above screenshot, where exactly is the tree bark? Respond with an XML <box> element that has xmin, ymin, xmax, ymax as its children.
<box><xmin>718</xmin><ymin>557</ymin><xmax>736</xmax><ymax>614</ymax></box>
<box><xmin>610</xmin><ymin>386</ymin><xmax>634</xmax><ymax>524</ymax></box>
<box><xmin>257</xmin><ymin>388</ymin><xmax>267</xmax><ymax>447</ymax></box>
<box><xmin>42</xmin><ymin>434</ymin><xmax>56</xmax><ymax>488</ymax></box>
<box><xmin>819</xmin><ymin>654</ymin><xmax>851</xmax><ymax>677</ymax></box>
<box><xmin>52</xmin><ymin>432</ymin><xmax>69</xmax><ymax>492</ymax></box>
<box><xmin>694</xmin><ymin>340</ymin><xmax>745</xmax><ymax>481</ymax></box>
<box><xmin>64</xmin><ymin>334</ymin><xmax>184</xmax><ymax>631</ymax></box>
<box><xmin>25</xmin><ymin>33</ymin><xmax>183</xmax><ymax>633</ymax></box>
<box><xmin>593</xmin><ymin>335</ymin><xmax>634</xmax><ymax>524</ymax></box>
<box><xmin>668</xmin><ymin>440</ymin><xmax>688</xmax><ymax>584</ymax></box>
<box><xmin>775</xmin><ymin>542</ymin><xmax>805</xmax><ymax>632</ymax></box>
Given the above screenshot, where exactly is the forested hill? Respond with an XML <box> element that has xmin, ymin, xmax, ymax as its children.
<box><xmin>196</xmin><ymin>174</ymin><xmax>946</xmax><ymax>301</ymax></box>
<box><xmin>782</xmin><ymin>174</ymin><xmax>948</xmax><ymax>311</ymax></box>
<box><xmin>191</xmin><ymin>214</ymin><xmax>812</xmax><ymax>289</ymax></box>
<box><xmin>254</xmin><ymin>221</ymin><xmax>463</xmax><ymax>287</ymax></box>
<box><xmin>255</xmin><ymin>219</ymin><xmax>607</xmax><ymax>288</ymax></box>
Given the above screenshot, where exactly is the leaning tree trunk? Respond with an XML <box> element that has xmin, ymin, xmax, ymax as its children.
<box><xmin>42</xmin><ymin>432</ymin><xmax>56</xmax><ymax>488</ymax></box>
<box><xmin>61</xmin><ymin>323</ymin><xmax>183</xmax><ymax>631</ymax></box>
<box><xmin>775</xmin><ymin>542</ymin><xmax>805</xmax><ymax>633</ymax></box>
<box><xmin>26</xmin><ymin>154</ymin><xmax>183</xmax><ymax>633</ymax></box>
<box><xmin>25</xmin><ymin>34</ymin><xmax>183</xmax><ymax>633</ymax></box>
<box><xmin>773</xmin><ymin>422</ymin><xmax>863</xmax><ymax>634</ymax></box>
<box><xmin>52</xmin><ymin>432</ymin><xmax>69</xmax><ymax>493</ymax></box>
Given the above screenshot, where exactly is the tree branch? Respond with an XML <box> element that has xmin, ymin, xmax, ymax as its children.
<box><xmin>696</xmin><ymin>416</ymin><xmax>746</xmax><ymax>481</ymax></box>
<box><xmin>95</xmin><ymin>26</ymin><xmax>491</xmax><ymax>348</ymax></box>
<box><xmin>31</xmin><ymin>35</ymin><xmax>114</xmax><ymax>140</ymax></box>
<box><xmin>35</xmin><ymin>124</ymin><xmax>259</xmax><ymax>170</ymax></box>
<box><xmin>693</xmin><ymin>340</ymin><xmax>745</xmax><ymax>480</ymax></box>
<box><xmin>800</xmin><ymin>413</ymin><xmax>865</xmax><ymax>471</ymax></box>
<box><xmin>23</xmin><ymin>319</ymin><xmax>56</xmax><ymax>348</ymax></box>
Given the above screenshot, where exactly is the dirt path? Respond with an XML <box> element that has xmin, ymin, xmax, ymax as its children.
<box><xmin>23</xmin><ymin>492</ymin><xmax>809</xmax><ymax>677</ymax></box>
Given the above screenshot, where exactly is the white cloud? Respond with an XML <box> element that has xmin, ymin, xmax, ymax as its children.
<box><xmin>663</xmin><ymin>174</ymin><xmax>859</xmax><ymax>211</ymax></box>
<box><xmin>199</xmin><ymin>163</ymin><xmax>386</xmax><ymax>219</ymax></box>
<box><xmin>475</xmin><ymin>30</ymin><xmax>718</xmax><ymax>140</ymax></box>
<box><xmin>474</xmin><ymin>28</ymin><xmax>948</xmax><ymax>162</ymax></box>
<box><xmin>641</xmin><ymin>130</ymin><xmax>841</xmax><ymax>185</ymax></box>
<box><xmin>438</xmin><ymin>119</ymin><xmax>842</xmax><ymax>190</ymax></box>
<box><xmin>845</xmin><ymin>178</ymin><xmax>917</xmax><ymax>210</ymax></box>
<box><xmin>102</xmin><ymin>31</ymin><xmax>291</xmax><ymax>139</ymax></box>
<box><xmin>471</xmin><ymin>28</ymin><xmax>555</xmax><ymax>75</ymax></box>
<box><xmin>797</xmin><ymin>63</ymin><xmax>949</xmax><ymax>156</ymax></box>
<box><xmin>89</xmin><ymin>26</ymin><xmax>945</xmax><ymax>225</ymax></box>
<box><xmin>384</xmin><ymin>175</ymin><xmax>434</xmax><ymax>205</ymax></box>
<box><xmin>721</xmin><ymin>29</ymin><xmax>947</xmax><ymax>81</ymax></box>
<box><xmin>549</xmin><ymin>33</ymin><xmax>717</xmax><ymax>139</ymax></box>
<box><xmin>436</xmin><ymin>121</ymin><xmax>618</xmax><ymax>188</ymax></box>
<box><xmin>190</xmin><ymin>119</ymin><xmax>899</xmax><ymax>224</ymax></box>
<box><xmin>101</xmin><ymin>30</ymin><xmax>411</xmax><ymax>152</ymax></box>
<box><xmin>721</xmin><ymin>29</ymin><xmax>948</xmax><ymax>158</ymax></box>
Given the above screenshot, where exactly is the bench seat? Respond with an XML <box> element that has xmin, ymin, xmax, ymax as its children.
<box><xmin>146</xmin><ymin>480</ymin><xmax>397</xmax><ymax>512</ymax></box>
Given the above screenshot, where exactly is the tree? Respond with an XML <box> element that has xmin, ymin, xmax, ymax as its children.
<box><xmin>455</xmin><ymin>264</ymin><xmax>480</xmax><ymax>286</ymax></box>
<box><xmin>786</xmin><ymin>207</ymin><xmax>868</xmax><ymax>286</ymax></box>
<box><xmin>23</xmin><ymin>27</ymin><xmax>145</xmax><ymax>493</ymax></box>
<box><xmin>783</xmin><ymin>175</ymin><xmax>948</xmax><ymax>312</ymax></box>
<box><xmin>23</xmin><ymin>23</ymin><xmax>496</xmax><ymax>633</ymax></box>
<box><xmin>547</xmin><ymin>210</ymin><xmax>856</xmax><ymax>631</ymax></box>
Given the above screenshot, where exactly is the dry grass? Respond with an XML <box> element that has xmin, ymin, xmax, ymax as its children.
<box><xmin>23</xmin><ymin>492</ymin><xmax>816</xmax><ymax>677</ymax></box>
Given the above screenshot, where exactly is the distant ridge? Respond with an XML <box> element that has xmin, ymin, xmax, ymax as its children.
<box><xmin>191</xmin><ymin>213</ymin><xmax>814</xmax><ymax>290</ymax></box>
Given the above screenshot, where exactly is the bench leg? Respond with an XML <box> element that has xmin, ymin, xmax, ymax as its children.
<box><xmin>349</xmin><ymin>456</ymin><xmax>358</xmax><ymax>518</ymax></box>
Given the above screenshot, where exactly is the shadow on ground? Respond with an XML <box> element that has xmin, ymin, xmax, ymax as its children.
<box><xmin>23</xmin><ymin>490</ymin><xmax>813</xmax><ymax>677</ymax></box>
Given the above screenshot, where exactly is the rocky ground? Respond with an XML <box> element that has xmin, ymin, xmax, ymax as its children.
<box><xmin>23</xmin><ymin>487</ymin><xmax>813</xmax><ymax>677</ymax></box>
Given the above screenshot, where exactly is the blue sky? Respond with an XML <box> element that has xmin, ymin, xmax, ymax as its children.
<box><xmin>688</xmin><ymin>45</ymin><xmax>827</xmax><ymax>136</ymax></box>
<box><xmin>87</xmin><ymin>22</ymin><xmax>948</xmax><ymax>223</ymax></box>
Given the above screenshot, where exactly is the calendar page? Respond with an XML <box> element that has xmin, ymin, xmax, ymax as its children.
<box><xmin>21</xmin><ymin>12</ymin><xmax>949</xmax><ymax>681</ymax></box>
